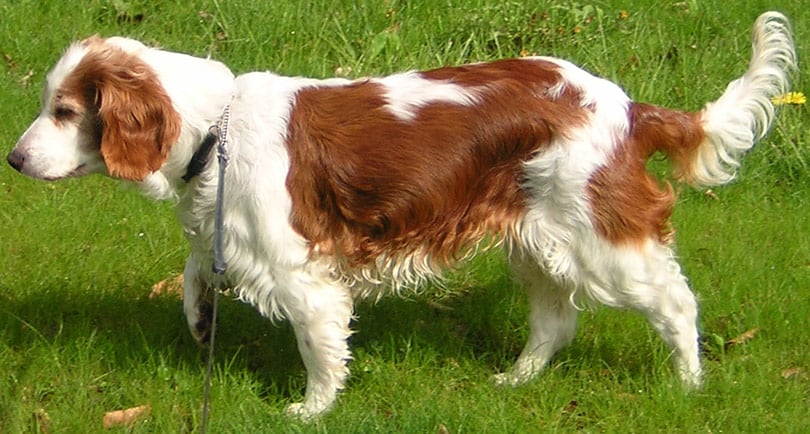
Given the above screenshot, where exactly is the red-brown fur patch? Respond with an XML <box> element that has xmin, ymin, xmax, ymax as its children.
<box><xmin>285</xmin><ymin>59</ymin><xmax>589</xmax><ymax>266</ymax></box>
<box><xmin>587</xmin><ymin>103</ymin><xmax>705</xmax><ymax>245</ymax></box>
<box><xmin>59</xmin><ymin>40</ymin><xmax>181</xmax><ymax>181</ymax></box>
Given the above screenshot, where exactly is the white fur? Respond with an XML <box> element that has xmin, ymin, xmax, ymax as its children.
<box><xmin>377</xmin><ymin>71</ymin><xmax>480</xmax><ymax>120</ymax></box>
<box><xmin>695</xmin><ymin>12</ymin><xmax>795</xmax><ymax>186</ymax></box>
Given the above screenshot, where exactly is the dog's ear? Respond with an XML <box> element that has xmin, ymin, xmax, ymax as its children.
<box><xmin>74</xmin><ymin>45</ymin><xmax>181</xmax><ymax>181</ymax></box>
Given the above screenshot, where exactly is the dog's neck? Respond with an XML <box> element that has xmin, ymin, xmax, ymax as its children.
<box><xmin>124</xmin><ymin>46</ymin><xmax>234</xmax><ymax>200</ymax></box>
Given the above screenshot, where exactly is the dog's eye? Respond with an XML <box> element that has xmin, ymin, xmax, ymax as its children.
<box><xmin>53</xmin><ymin>106</ymin><xmax>76</xmax><ymax>120</ymax></box>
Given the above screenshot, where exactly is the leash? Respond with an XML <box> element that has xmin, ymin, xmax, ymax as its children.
<box><xmin>201</xmin><ymin>105</ymin><xmax>230</xmax><ymax>433</ymax></box>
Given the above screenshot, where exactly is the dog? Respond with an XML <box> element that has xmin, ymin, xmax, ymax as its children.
<box><xmin>7</xmin><ymin>12</ymin><xmax>795</xmax><ymax>419</ymax></box>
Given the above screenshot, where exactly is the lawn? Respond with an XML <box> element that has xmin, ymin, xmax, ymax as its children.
<box><xmin>1</xmin><ymin>0</ymin><xmax>808</xmax><ymax>432</ymax></box>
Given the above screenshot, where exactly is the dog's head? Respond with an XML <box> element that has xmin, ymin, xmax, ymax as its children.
<box><xmin>8</xmin><ymin>37</ymin><xmax>234</xmax><ymax>193</ymax></box>
<box><xmin>8</xmin><ymin>37</ymin><xmax>181</xmax><ymax>182</ymax></box>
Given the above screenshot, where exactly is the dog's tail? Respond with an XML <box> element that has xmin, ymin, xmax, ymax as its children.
<box><xmin>632</xmin><ymin>11</ymin><xmax>796</xmax><ymax>187</ymax></box>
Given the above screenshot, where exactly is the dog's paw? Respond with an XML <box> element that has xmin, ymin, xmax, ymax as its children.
<box><xmin>490</xmin><ymin>372</ymin><xmax>519</xmax><ymax>387</ymax></box>
<box><xmin>190</xmin><ymin>301</ymin><xmax>213</xmax><ymax>346</ymax></box>
<box><xmin>284</xmin><ymin>403</ymin><xmax>317</xmax><ymax>422</ymax></box>
<box><xmin>490</xmin><ymin>371</ymin><xmax>534</xmax><ymax>388</ymax></box>
<box><xmin>678</xmin><ymin>366</ymin><xmax>703</xmax><ymax>390</ymax></box>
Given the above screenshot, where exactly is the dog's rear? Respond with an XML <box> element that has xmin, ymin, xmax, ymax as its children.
<box><xmin>495</xmin><ymin>11</ymin><xmax>795</xmax><ymax>390</ymax></box>
<box><xmin>585</xmin><ymin>12</ymin><xmax>794</xmax><ymax>246</ymax></box>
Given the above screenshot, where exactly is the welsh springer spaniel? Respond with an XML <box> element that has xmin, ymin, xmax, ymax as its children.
<box><xmin>7</xmin><ymin>13</ymin><xmax>795</xmax><ymax>419</ymax></box>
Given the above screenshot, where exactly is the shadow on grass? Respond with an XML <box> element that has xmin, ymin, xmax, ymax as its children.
<box><xmin>0</xmin><ymin>268</ymin><xmax>537</xmax><ymax>401</ymax></box>
<box><xmin>0</xmin><ymin>267</ymin><xmax>674</xmax><ymax>409</ymax></box>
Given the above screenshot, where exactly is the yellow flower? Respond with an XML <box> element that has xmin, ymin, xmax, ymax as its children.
<box><xmin>618</xmin><ymin>10</ymin><xmax>629</xmax><ymax>20</ymax></box>
<box><xmin>772</xmin><ymin>91</ymin><xmax>806</xmax><ymax>106</ymax></box>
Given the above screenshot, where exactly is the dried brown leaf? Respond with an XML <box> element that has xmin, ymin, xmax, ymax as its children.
<box><xmin>562</xmin><ymin>399</ymin><xmax>579</xmax><ymax>416</ymax></box>
<box><xmin>103</xmin><ymin>404</ymin><xmax>151</xmax><ymax>428</ymax></box>
<box><xmin>3</xmin><ymin>53</ymin><xmax>16</xmax><ymax>69</ymax></box>
<box><xmin>781</xmin><ymin>367</ymin><xmax>807</xmax><ymax>380</ymax></box>
<box><xmin>149</xmin><ymin>275</ymin><xmax>184</xmax><ymax>299</ymax></box>
<box><xmin>726</xmin><ymin>327</ymin><xmax>759</xmax><ymax>348</ymax></box>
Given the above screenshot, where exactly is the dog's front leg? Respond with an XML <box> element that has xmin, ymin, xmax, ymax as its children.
<box><xmin>182</xmin><ymin>255</ymin><xmax>214</xmax><ymax>345</ymax></box>
<box><xmin>280</xmin><ymin>271</ymin><xmax>353</xmax><ymax>420</ymax></box>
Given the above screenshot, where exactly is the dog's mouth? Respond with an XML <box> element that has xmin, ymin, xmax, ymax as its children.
<box><xmin>40</xmin><ymin>163</ymin><xmax>88</xmax><ymax>181</ymax></box>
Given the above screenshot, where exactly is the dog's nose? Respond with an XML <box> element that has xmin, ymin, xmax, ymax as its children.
<box><xmin>7</xmin><ymin>149</ymin><xmax>25</xmax><ymax>172</ymax></box>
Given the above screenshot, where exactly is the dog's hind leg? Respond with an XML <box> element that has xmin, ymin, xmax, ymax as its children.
<box><xmin>581</xmin><ymin>240</ymin><xmax>702</xmax><ymax>388</ymax></box>
<box><xmin>619</xmin><ymin>243</ymin><xmax>702</xmax><ymax>387</ymax></box>
<box><xmin>492</xmin><ymin>255</ymin><xmax>578</xmax><ymax>386</ymax></box>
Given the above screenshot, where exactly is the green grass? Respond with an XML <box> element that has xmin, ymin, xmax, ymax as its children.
<box><xmin>1</xmin><ymin>0</ymin><xmax>809</xmax><ymax>432</ymax></box>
